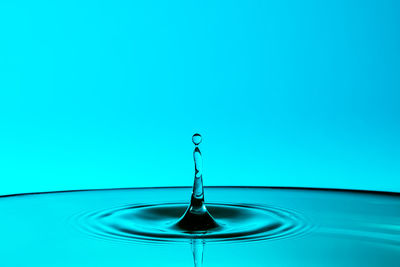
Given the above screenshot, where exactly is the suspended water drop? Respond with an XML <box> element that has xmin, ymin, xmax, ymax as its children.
<box><xmin>192</xmin><ymin>133</ymin><xmax>202</xmax><ymax>146</ymax></box>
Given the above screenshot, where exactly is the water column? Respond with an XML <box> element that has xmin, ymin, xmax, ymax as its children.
<box><xmin>176</xmin><ymin>134</ymin><xmax>219</xmax><ymax>231</ymax></box>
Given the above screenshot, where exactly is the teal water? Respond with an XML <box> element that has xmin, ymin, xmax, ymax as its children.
<box><xmin>1</xmin><ymin>187</ymin><xmax>399</xmax><ymax>266</ymax></box>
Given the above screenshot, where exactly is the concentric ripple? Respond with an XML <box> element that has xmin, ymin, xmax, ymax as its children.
<box><xmin>75</xmin><ymin>202</ymin><xmax>310</xmax><ymax>243</ymax></box>
<box><xmin>1</xmin><ymin>187</ymin><xmax>400</xmax><ymax>266</ymax></box>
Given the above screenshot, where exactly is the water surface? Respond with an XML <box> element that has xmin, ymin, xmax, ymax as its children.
<box><xmin>1</xmin><ymin>187</ymin><xmax>399</xmax><ymax>266</ymax></box>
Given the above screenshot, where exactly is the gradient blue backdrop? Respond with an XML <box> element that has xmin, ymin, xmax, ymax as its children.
<box><xmin>0</xmin><ymin>0</ymin><xmax>399</xmax><ymax>195</ymax></box>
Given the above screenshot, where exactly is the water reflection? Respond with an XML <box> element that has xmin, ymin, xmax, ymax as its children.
<box><xmin>191</xmin><ymin>239</ymin><xmax>205</xmax><ymax>267</ymax></box>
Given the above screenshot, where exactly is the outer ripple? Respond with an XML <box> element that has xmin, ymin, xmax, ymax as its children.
<box><xmin>73</xmin><ymin>203</ymin><xmax>311</xmax><ymax>243</ymax></box>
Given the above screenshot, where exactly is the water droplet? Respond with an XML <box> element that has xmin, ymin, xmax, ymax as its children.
<box><xmin>192</xmin><ymin>133</ymin><xmax>202</xmax><ymax>146</ymax></box>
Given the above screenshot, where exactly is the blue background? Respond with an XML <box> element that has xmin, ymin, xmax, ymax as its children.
<box><xmin>0</xmin><ymin>0</ymin><xmax>399</xmax><ymax>195</ymax></box>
